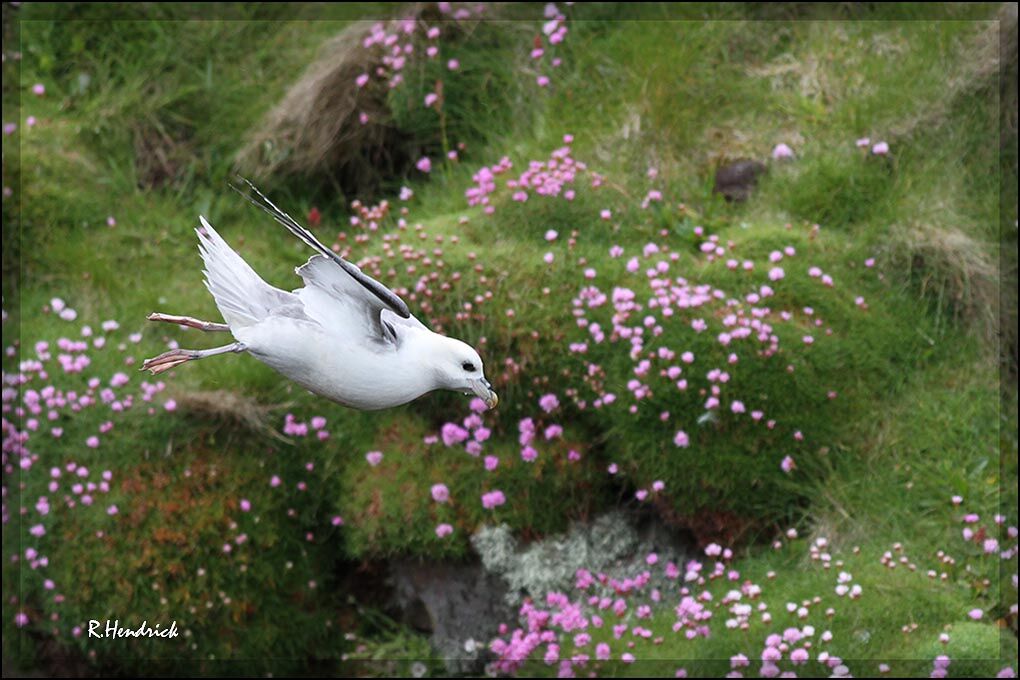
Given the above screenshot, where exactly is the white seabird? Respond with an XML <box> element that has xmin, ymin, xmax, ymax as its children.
<box><xmin>142</xmin><ymin>180</ymin><xmax>498</xmax><ymax>411</ymax></box>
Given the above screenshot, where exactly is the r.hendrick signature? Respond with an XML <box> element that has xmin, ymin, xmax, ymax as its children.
<box><xmin>88</xmin><ymin>619</ymin><xmax>179</xmax><ymax>639</ymax></box>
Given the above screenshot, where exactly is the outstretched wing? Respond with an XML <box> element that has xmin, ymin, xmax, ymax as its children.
<box><xmin>294</xmin><ymin>255</ymin><xmax>427</xmax><ymax>348</ymax></box>
<box><xmin>230</xmin><ymin>177</ymin><xmax>412</xmax><ymax>319</ymax></box>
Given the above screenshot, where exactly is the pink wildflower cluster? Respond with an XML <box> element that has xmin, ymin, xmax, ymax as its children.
<box><xmin>354</xmin><ymin>6</ymin><xmax>481</xmax><ymax>96</ymax></box>
<box><xmin>488</xmin><ymin>523</ymin><xmax>1020</xmax><ymax>677</ymax></box>
<box><xmin>482</xmin><ymin>489</ymin><xmax>506</xmax><ymax>510</ymax></box>
<box><xmin>506</xmin><ymin>136</ymin><xmax>592</xmax><ymax>204</ymax></box>
<box><xmin>491</xmin><ymin>541</ymin><xmax>802</xmax><ymax>675</ymax></box>
<box><xmin>0</xmin><ymin>309</ymin><xmax>186</xmax><ymax>622</ymax></box>
<box><xmin>530</xmin><ymin>4</ymin><xmax>569</xmax><ymax>88</ymax></box>
<box><xmin>856</xmin><ymin>137</ymin><xmax>890</xmax><ymax>155</ymax></box>
<box><xmin>515</xmin><ymin>399</ymin><xmax>572</xmax><ymax>465</ymax></box>
<box><xmin>438</xmin><ymin>397</ymin><xmax>491</xmax><ymax>456</ymax></box>
<box><xmin>562</xmin><ymin>221</ymin><xmax>869</xmax><ymax>475</ymax></box>
<box><xmin>466</xmin><ymin>136</ymin><xmax>604</xmax><ymax>215</ymax></box>
<box><xmin>466</xmin><ymin>156</ymin><xmax>514</xmax><ymax>214</ymax></box>
<box><xmin>283</xmin><ymin>413</ymin><xmax>330</xmax><ymax>440</ymax></box>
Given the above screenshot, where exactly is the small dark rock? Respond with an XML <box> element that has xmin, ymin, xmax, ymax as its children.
<box><xmin>714</xmin><ymin>159</ymin><xmax>767</xmax><ymax>202</ymax></box>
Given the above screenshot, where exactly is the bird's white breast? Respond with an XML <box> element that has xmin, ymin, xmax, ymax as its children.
<box><xmin>233</xmin><ymin>317</ymin><xmax>435</xmax><ymax>410</ymax></box>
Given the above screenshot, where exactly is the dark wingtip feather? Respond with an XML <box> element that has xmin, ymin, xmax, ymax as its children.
<box><xmin>231</xmin><ymin>177</ymin><xmax>413</xmax><ymax>320</ymax></box>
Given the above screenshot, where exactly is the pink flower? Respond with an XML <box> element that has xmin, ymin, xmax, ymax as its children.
<box><xmin>240</xmin><ymin>499</ymin><xmax>251</xmax><ymax>512</ymax></box>
<box><xmin>871</xmin><ymin>141</ymin><xmax>889</xmax><ymax>155</ymax></box>
<box><xmin>440</xmin><ymin>423</ymin><xmax>469</xmax><ymax>447</ymax></box>
<box><xmin>781</xmin><ymin>456</ymin><xmax>796</xmax><ymax>473</ymax></box>
<box><xmin>481</xmin><ymin>490</ymin><xmax>506</xmax><ymax>509</ymax></box>
<box><xmin>32</xmin><ymin>83</ymin><xmax>45</xmax><ymax>96</ymax></box>
<box><xmin>436</xmin><ymin>523</ymin><xmax>454</xmax><ymax>538</ymax></box>
<box><xmin>416</xmin><ymin>156</ymin><xmax>432</xmax><ymax>173</ymax></box>
<box><xmin>673</xmin><ymin>430</ymin><xmax>689</xmax><ymax>448</ymax></box>
<box><xmin>356</xmin><ymin>73</ymin><xmax>370</xmax><ymax>88</ymax></box>
<box><xmin>447</xmin><ymin>59</ymin><xmax>460</xmax><ymax>70</ymax></box>
<box><xmin>431</xmin><ymin>484</ymin><xmax>450</xmax><ymax>503</ymax></box>
<box><xmin>968</xmin><ymin>608</ymin><xmax>983</xmax><ymax>620</ymax></box>
<box><xmin>365</xmin><ymin>451</ymin><xmax>383</xmax><ymax>466</ymax></box>
<box><xmin>772</xmin><ymin>143</ymin><xmax>794</xmax><ymax>160</ymax></box>
<box><xmin>539</xmin><ymin>393</ymin><xmax>560</xmax><ymax>413</ymax></box>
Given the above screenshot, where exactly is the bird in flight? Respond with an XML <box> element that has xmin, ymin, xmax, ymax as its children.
<box><xmin>141</xmin><ymin>180</ymin><xmax>498</xmax><ymax>411</ymax></box>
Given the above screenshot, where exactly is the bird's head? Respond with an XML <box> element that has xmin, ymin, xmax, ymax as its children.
<box><xmin>428</xmin><ymin>335</ymin><xmax>498</xmax><ymax>410</ymax></box>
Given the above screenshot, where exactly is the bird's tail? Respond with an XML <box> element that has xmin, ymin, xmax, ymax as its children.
<box><xmin>197</xmin><ymin>216</ymin><xmax>278</xmax><ymax>330</ymax></box>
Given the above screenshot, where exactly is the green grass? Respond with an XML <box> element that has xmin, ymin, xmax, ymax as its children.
<box><xmin>3</xmin><ymin>2</ymin><xmax>1015</xmax><ymax>676</ymax></box>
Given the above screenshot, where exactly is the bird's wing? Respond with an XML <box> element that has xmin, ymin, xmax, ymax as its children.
<box><xmin>230</xmin><ymin>177</ymin><xmax>412</xmax><ymax>320</ymax></box>
<box><xmin>295</xmin><ymin>254</ymin><xmax>425</xmax><ymax>347</ymax></box>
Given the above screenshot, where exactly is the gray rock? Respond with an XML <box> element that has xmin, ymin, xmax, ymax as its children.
<box><xmin>389</xmin><ymin>512</ymin><xmax>693</xmax><ymax>673</ymax></box>
<box><xmin>473</xmin><ymin>511</ymin><xmax>692</xmax><ymax>606</ymax></box>
<box><xmin>389</xmin><ymin>560</ymin><xmax>514</xmax><ymax>674</ymax></box>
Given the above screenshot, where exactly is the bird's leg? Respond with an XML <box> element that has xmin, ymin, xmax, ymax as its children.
<box><xmin>147</xmin><ymin>312</ymin><xmax>230</xmax><ymax>333</ymax></box>
<box><xmin>141</xmin><ymin>342</ymin><xmax>246</xmax><ymax>376</ymax></box>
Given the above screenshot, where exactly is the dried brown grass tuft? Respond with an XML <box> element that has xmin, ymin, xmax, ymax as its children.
<box><xmin>174</xmin><ymin>389</ymin><xmax>291</xmax><ymax>442</ymax></box>
<box><xmin>235</xmin><ymin>14</ymin><xmax>420</xmax><ymax>198</ymax></box>
<box><xmin>887</xmin><ymin>222</ymin><xmax>998</xmax><ymax>343</ymax></box>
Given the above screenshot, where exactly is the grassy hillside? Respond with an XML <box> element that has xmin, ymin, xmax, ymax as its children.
<box><xmin>2</xmin><ymin>2</ymin><xmax>1016</xmax><ymax>677</ymax></box>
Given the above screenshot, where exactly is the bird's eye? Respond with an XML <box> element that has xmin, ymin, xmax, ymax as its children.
<box><xmin>462</xmin><ymin>361</ymin><xmax>476</xmax><ymax>372</ymax></box>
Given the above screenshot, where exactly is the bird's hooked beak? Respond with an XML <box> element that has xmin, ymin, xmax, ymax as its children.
<box><xmin>471</xmin><ymin>378</ymin><xmax>499</xmax><ymax>410</ymax></box>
